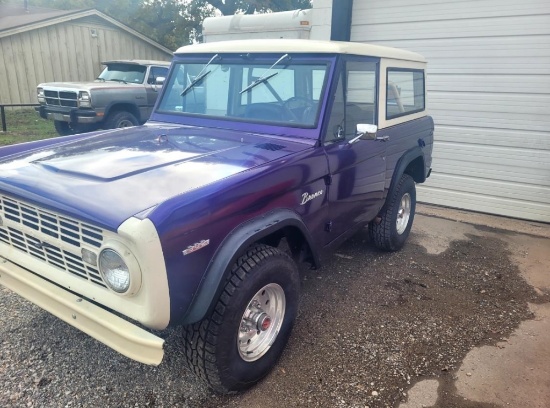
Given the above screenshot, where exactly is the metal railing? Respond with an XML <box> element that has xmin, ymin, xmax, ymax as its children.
<box><xmin>0</xmin><ymin>104</ymin><xmax>40</xmax><ymax>132</ymax></box>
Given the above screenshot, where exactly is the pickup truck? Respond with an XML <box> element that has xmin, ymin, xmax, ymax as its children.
<box><xmin>0</xmin><ymin>39</ymin><xmax>433</xmax><ymax>393</ymax></box>
<box><xmin>36</xmin><ymin>60</ymin><xmax>170</xmax><ymax>135</ymax></box>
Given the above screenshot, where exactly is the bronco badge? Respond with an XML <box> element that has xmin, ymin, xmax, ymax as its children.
<box><xmin>301</xmin><ymin>190</ymin><xmax>324</xmax><ymax>205</ymax></box>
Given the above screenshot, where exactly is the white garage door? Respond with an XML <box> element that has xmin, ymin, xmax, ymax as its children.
<box><xmin>349</xmin><ymin>0</ymin><xmax>550</xmax><ymax>222</ymax></box>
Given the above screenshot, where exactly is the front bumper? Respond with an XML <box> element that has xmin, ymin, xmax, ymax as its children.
<box><xmin>35</xmin><ymin>106</ymin><xmax>100</xmax><ymax>124</ymax></box>
<box><xmin>0</xmin><ymin>256</ymin><xmax>164</xmax><ymax>365</ymax></box>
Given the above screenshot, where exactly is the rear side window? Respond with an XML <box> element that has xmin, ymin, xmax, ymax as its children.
<box><xmin>386</xmin><ymin>68</ymin><xmax>425</xmax><ymax>119</ymax></box>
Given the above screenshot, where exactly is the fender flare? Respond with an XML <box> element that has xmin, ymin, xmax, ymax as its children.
<box><xmin>180</xmin><ymin>209</ymin><xmax>317</xmax><ymax>324</ymax></box>
<box><xmin>382</xmin><ymin>146</ymin><xmax>425</xmax><ymax>213</ymax></box>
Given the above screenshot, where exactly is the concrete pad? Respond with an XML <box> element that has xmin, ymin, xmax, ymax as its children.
<box><xmin>412</xmin><ymin>214</ymin><xmax>477</xmax><ymax>254</ymax></box>
<box><xmin>406</xmin><ymin>209</ymin><xmax>550</xmax><ymax>407</ymax></box>
<box><xmin>456</xmin><ymin>303</ymin><xmax>550</xmax><ymax>407</ymax></box>
<box><xmin>399</xmin><ymin>379</ymin><xmax>440</xmax><ymax>408</ymax></box>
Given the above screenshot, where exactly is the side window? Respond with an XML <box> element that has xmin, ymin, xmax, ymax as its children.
<box><xmin>386</xmin><ymin>69</ymin><xmax>425</xmax><ymax>119</ymax></box>
<box><xmin>148</xmin><ymin>66</ymin><xmax>169</xmax><ymax>84</ymax></box>
<box><xmin>345</xmin><ymin>61</ymin><xmax>378</xmax><ymax>136</ymax></box>
<box><xmin>324</xmin><ymin>72</ymin><xmax>345</xmax><ymax>144</ymax></box>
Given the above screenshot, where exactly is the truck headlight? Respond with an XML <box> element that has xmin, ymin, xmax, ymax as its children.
<box><xmin>98</xmin><ymin>243</ymin><xmax>142</xmax><ymax>295</ymax></box>
<box><xmin>37</xmin><ymin>87</ymin><xmax>45</xmax><ymax>103</ymax></box>
<box><xmin>78</xmin><ymin>91</ymin><xmax>92</xmax><ymax>108</ymax></box>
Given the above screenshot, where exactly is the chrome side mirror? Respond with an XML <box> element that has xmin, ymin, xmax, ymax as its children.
<box><xmin>357</xmin><ymin>124</ymin><xmax>378</xmax><ymax>139</ymax></box>
<box><xmin>349</xmin><ymin>124</ymin><xmax>378</xmax><ymax>144</ymax></box>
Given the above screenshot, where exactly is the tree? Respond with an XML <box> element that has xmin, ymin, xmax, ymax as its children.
<box><xmin>132</xmin><ymin>0</ymin><xmax>213</xmax><ymax>49</ymax></box>
<box><xmin>27</xmin><ymin>0</ymin><xmax>313</xmax><ymax>48</ymax></box>
<box><xmin>201</xmin><ymin>0</ymin><xmax>312</xmax><ymax>15</ymax></box>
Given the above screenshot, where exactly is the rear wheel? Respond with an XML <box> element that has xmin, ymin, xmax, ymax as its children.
<box><xmin>369</xmin><ymin>173</ymin><xmax>416</xmax><ymax>251</ymax></box>
<box><xmin>104</xmin><ymin>111</ymin><xmax>138</xmax><ymax>129</ymax></box>
<box><xmin>182</xmin><ymin>244</ymin><xmax>300</xmax><ymax>394</ymax></box>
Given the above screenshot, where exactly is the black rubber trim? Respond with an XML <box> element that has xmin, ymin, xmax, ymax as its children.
<box><xmin>381</xmin><ymin>146</ymin><xmax>424</xmax><ymax>214</ymax></box>
<box><xmin>180</xmin><ymin>209</ymin><xmax>316</xmax><ymax>325</ymax></box>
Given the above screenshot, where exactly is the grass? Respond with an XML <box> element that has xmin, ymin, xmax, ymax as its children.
<box><xmin>0</xmin><ymin>109</ymin><xmax>59</xmax><ymax>146</ymax></box>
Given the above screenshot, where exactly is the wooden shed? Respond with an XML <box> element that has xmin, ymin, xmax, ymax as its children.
<box><xmin>0</xmin><ymin>3</ymin><xmax>173</xmax><ymax>106</ymax></box>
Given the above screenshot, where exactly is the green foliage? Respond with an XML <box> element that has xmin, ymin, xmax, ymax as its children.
<box><xmin>28</xmin><ymin>0</ymin><xmax>313</xmax><ymax>49</ymax></box>
<box><xmin>0</xmin><ymin>110</ymin><xmax>58</xmax><ymax>146</ymax></box>
<box><xmin>203</xmin><ymin>0</ymin><xmax>312</xmax><ymax>15</ymax></box>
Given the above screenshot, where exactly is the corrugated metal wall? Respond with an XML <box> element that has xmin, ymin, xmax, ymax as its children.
<box><xmin>0</xmin><ymin>16</ymin><xmax>172</xmax><ymax>106</ymax></box>
<box><xmin>320</xmin><ymin>0</ymin><xmax>550</xmax><ymax>222</ymax></box>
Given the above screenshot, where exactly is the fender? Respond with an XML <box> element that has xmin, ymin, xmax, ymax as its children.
<box><xmin>180</xmin><ymin>209</ymin><xmax>317</xmax><ymax>324</ymax></box>
<box><xmin>382</xmin><ymin>146</ymin><xmax>425</xmax><ymax>213</ymax></box>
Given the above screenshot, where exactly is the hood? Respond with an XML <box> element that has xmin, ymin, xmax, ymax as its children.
<box><xmin>0</xmin><ymin>125</ymin><xmax>310</xmax><ymax>230</ymax></box>
<box><xmin>38</xmin><ymin>81</ymin><xmax>142</xmax><ymax>92</ymax></box>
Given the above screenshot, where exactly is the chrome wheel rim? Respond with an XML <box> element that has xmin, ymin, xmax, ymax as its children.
<box><xmin>237</xmin><ymin>283</ymin><xmax>286</xmax><ymax>362</ymax></box>
<box><xmin>396</xmin><ymin>193</ymin><xmax>411</xmax><ymax>235</ymax></box>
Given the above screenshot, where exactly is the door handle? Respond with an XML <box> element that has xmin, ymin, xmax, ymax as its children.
<box><xmin>375</xmin><ymin>135</ymin><xmax>390</xmax><ymax>142</ymax></box>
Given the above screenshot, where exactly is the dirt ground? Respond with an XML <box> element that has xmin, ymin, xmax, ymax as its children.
<box><xmin>1</xmin><ymin>205</ymin><xmax>549</xmax><ymax>407</ymax></box>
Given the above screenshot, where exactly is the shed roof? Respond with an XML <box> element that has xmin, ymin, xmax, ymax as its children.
<box><xmin>0</xmin><ymin>3</ymin><xmax>78</xmax><ymax>32</ymax></box>
<box><xmin>0</xmin><ymin>3</ymin><xmax>172</xmax><ymax>56</ymax></box>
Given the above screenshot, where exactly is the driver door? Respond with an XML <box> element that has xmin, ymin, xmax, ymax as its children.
<box><xmin>323</xmin><ymin>58</ymin><xmax>387</xmax><ymax>243</ymax></box>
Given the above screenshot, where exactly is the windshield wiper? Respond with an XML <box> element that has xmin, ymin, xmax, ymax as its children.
<box><xmin>96</xmin><ymin>77</ymin><xmax>105</xmax><ymax>82</ymax></box>
<box><xmin>181</xmin><ymin>53</ymin><xmax>220</xmax><ymax>96</ymax></box>
<box><xmin>109</xmin><ymin>78</ymin><xmax>127</xmax><ymax>84</ymax></box>
<box><xmin>240</xmin><ymin>54</ymin><xmax>290</xmax><ymax>94</ymax></box>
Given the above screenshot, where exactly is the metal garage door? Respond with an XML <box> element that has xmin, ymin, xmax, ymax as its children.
<box><xmin>349</xmin><ymin>0</ymin><xmax>550</xmax><ymax>222</ymax></box>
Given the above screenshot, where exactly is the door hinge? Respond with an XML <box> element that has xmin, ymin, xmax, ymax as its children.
<box><xmin>325</xmin><ymin>221</ymin><xmax>333</xmax><ymax>232</ymax></box>
<box><xmin>324</xmin><ymin>174</ymin><xmax>333</xmax><ymax>186</ymax></box>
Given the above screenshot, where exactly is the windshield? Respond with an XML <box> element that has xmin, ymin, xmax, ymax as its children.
<box><xmin>97</xmin><ymin>63</ymin><xmax>147</xmax><ymax>84</ymax></box>
<box><xmin>157</xmin><ymin>56</ymin><xmax>330</xmax><ymax>127</ymax></box>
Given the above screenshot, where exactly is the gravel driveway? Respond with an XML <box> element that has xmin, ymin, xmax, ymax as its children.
<box><xmin>1</xmin><ymin>214</ymin><xmax>546</xmax><ymax>408</ymax></box>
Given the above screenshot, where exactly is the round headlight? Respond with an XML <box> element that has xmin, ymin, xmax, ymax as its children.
<box><xmin>99</xmin><ymin>249</ymin><xmax>131</xmax><ymax>293</ymax></box>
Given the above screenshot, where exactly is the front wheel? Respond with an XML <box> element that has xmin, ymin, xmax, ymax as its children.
<box><xmin>53</xmin><ymin>120</ymin><xmax>73</xmax><ymax>136</ymax></box>
<box><xmin>369</xmin><ymin>173</ymin><xmax>416</xmax><ymax>251</ymax></box>
<box><xmin>104</xmin><ymin>111</ymin><xmax>138</xmax><ymax>129</ymax></box>
<box><xmin>182</xmin><ymin>244</ymin><xmax>300</xmax><ymax>394</ymax></box>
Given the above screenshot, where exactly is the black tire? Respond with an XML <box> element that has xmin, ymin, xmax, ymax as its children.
<box><xmin>369</xmin><ymin>173</ymin><xmax>416</xmax><ymax>251</ymax></box>
<box><xmin>104</xmin><ymin>111</ymin><xmax>138</xmax><ymax>129</ymax></box>
<box><xmin>54</xmin><ymin>120</ymin><xmax>97</xmax><ymax>136</ymax></box>
<box><xmin>71</xmin><ymin>123</ymin><xmax>98</xmax><ymax>134</ymax></box>
<box><xmin>54</xmin><ymin>120</ymin><xmax>73</xmax><ymax>136</ymax></box>
<box><xmin>182</xmin><ymin>244</ymin><xmax>300</xmax><ymax>394</ymax></box>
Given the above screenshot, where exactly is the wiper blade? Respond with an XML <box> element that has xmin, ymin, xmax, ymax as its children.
<box><xmin>240</xmin><ymin>72</ymin><xmax>279</xmax><ymax>95</ymax></box>
<box><xmin>240</xmin><ymin>53</ymin><xmax>290</xmax><ymax>94</ymax></box>
<box><xmin>181</xmin><ymin>53</ymin><xmax>220</xmax><ymax>96</ymax></box>
<box><xmin>109</xmin><ymin>78</ymin><xmax>127</xmax><ymax>84</ymax></box>
<box><xmin>95</xmin><ymin>77</ymin><xmax>105</xmax><ymax>82</ymax></box>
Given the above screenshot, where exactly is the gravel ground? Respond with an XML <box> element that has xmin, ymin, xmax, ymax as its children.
<box><xmin>0</xmin><ymin>222</ymin><xmax>546</xmax><ymax>408</ymax></box>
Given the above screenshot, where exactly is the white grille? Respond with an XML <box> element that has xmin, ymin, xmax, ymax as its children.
<box><xmin>0</xmin><ymin>194</ymin><xmax>107</xmax><ymax>287</ymax></box>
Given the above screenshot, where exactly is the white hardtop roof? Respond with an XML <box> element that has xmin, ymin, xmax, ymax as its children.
<box><xmin>175</xmin><ymin>39</ymin><xmax>426</xmax><ymax>63</ymax></box>
<box><xmin>102</xmin><ymin>59</ymin><xmax>171</xmax><ymax>66</ymax></box>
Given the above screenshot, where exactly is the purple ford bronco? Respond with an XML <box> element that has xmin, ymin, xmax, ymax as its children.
<box><xmin>0</xmin><ymin>39</ymin><xmax>433</xmax><ymax>393</ymax></box>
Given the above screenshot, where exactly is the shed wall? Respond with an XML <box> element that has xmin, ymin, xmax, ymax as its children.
<box><xmin>0</xmin><ymin>17</ymin><xmax>172</xmax><ymax>105</ymax></box>
<box><xmin>313</xmin><ymin>0</ymin><xmax>550</xmax><ymax>222</ymax></box>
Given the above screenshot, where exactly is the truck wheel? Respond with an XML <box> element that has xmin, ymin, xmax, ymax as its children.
<box><xmin>182</xmin><ymin>244</ymin><xmax>300</xmax><ymax>394</ymax></box>
<box><xmin>54</xmin><ymin>120</ymin><xmax>73</xmax><ymax>136</ymax></box>
<box><xmin>104</xmin><ymin>111</ymin><xmax>138</xmax><ymax>129</ymax></box>
<box><xmin>369</xmin><ymin>173</ymin><xmax>416</xmax><ymax>251</ymax></box>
